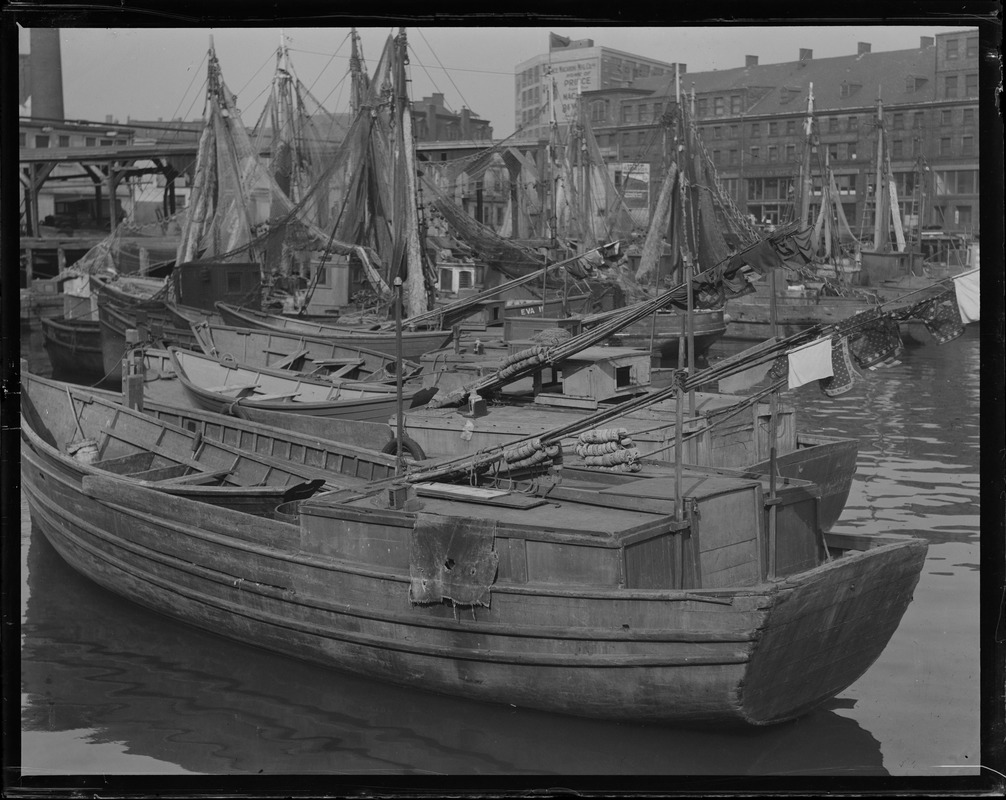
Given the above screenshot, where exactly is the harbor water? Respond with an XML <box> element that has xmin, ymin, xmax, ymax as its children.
<box><xmin>17</xmin><ymin>323</ymin><xmax>980</xmax><ymax>777</ymax></box>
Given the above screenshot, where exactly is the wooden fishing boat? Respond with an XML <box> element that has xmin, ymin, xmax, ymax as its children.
<box><xmin>168</xmin><ymin>347</ymin><xmax>430</xmax><ymax>423</ymax></box>
<box><xmin>25</xmin><ymin>442</ymin><xmax>926</xmax><ymax>726</ymax></box>
<box><xmin>215</xmin><ymin>302</ymin><xmax>454</xmax><ymax>360</ymax></box>
<box><xmin>88</xmin><ymin>272</ymin><xmax>168</xmax><ymax>309</ymax></box>
<box><xmin>602</xmin><ymin>308</ymin><xmax>727</xmax><ymax>361</ymax></box>
<box><xmin>19</xmin><ymin>372</ymin><xmax>341</xmax><ymax>518</ymax></box>
<box><xmin>40</xmin><ymin>316</ymin><xmax>106</xmax><ymax>383</ymax></box>
<box><xmin>98</xmin><ymin>299</ymin><xmax>202</xmax><ymax>383</ymax></box>
<box><xmin>401</xmin><ymin>346</ymin><xmax>858</xmax><ymax>531</ymax></box>
<box><xmin>724</xmin><ymin>284</ymin><xmax>881</xmax><ymax>340</ymax></box>
<box><xmin>190</xmin><ymin>322</ymin><xmax>423</xmax><ymax>383</ymax></box>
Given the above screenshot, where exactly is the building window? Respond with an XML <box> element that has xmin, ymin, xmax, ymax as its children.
<box><xmin>729</xmin><ymin>125</ymin><xmax>739</xmax><ymax>138</ymax></box>
<box><xmin>956</xmin><ymin>205</ymin><xmax>972</xmax><ymax>225</ymax></box>
<box><xmin>891</xmin><ymin>139</ymin><xmax>903</xmax><ymax>158</ymax></box>
<box><xmin>621</xmin><ymin>105</ymin><xmax>632</xmax><ymax>123</ymax></box>
<box><xmin>957</xmin><ymin>171</ymin><xmax>975</xmax><ymax>193</ymax></box>
<box><xmin>713</xmin><ymin>150</ymin><xmax>722</xmax><ymax>164</ymax></box>
<box><xmin>939</xmin><ymin>136</ymin><xmax>952</xmax><ymax>156</ymax></box>
<box><xmin>58</xmin><ymin>135</ymin><xmax>70</xmax><ymax>147</ymax></box>
<box><xmin>963</xmin><ymin>108</ymin><xmax>975</xmax><ymax>124</ymax></box>
<box><xmin>768</xmin><ymin>121</ymin><xmax>778</xmax><ymax>136</ymax></box>
<box><xmin>786</xmin><ymin>143</ymin><xmax>796</xmax><ymax>161</ymax></box>
<box><xmin>638</xmin><ymin>103</ymin><xmax>649</xmax><ymax>122</ymax></box>
<box><xmin>590</xmin><ymin>100</ymin><xmax>607</xmax><ymax>122</ymax></box>
<box><xmin>965</xmin><ymin>73</ymin><xmax>978</xmax><ymax>96</ymax></box>
<box><xmin>730</xmin><ymin>95</ymin><xmax>741</xmax><ymax>114</ymax></box>
<box><xmin>912</xmin><ymin>137</ymin><xmax>922</xmax><ymax>156</ymax></box>
<box><xmin>767</xmin><ymin>145</ymin><xmax>778</xmax><ymax>162</ymax></box>
<box><xmin>749</xmin><ymin>146</ymin><xmax>760</xmax><ymax>161</ymax></box>
<box><xmin>714</xmin><ymin>97</ymin><xmax>725</xmax><ymax>116</ymax></box>
<box><xmin>946</xmin><ymin>38</ymin><xmax>958</xmax><ymax>59</ymax></box>
<box><xmin>892</xmin><ymin>112</ymin><xmax>904</xmax><ymax>129</ymax></box>
<box><xmin>713</xmin><ymin>126</ymin><xmax>722</xmax><ymax>139</ymax></box>
<box><xmin>637</xmin><ymin>130</ymin><xmax>647</xmax><ymax>145</ymax></box>
<box><xmin>697</xmin><ymin>98</ymin><xmax>708</xmax><ymax>117</ymax></box>
<box><xmin>19</xmin><ymin>132</ymin><xmax>26</xmax><ymax>146</ymax></box>
<box><xmin>945</xmin><ymin>75</ymin><xmax>958</xmax><ymax>98</ymax></box>
<box><xmin>961</xmin><ymin>135</ymin><xmax>974</xmax><ymax>156</ymax></box>
<box><xmin>750</xmin><ymin>122</ymin><xmax>760</xmax><ymax>137</ymax></box>
<box><xmin>729</xmin><ymin>149</ymin><xmax>738</xmax><ymax>165</ymax></box>
<box><xmin>829</xmin><ymin>143</ymin><xmax>840</xmax><ymax>161</ymax></box>
<box><xmin>100</xmin><ymin>138</ymin><xmax>113</xmax><ymax>146</ymax></box>
<box><xmin>913</xmin><ymin>112</ymin><xmax>924</xmax><ymax>129</ymax></box>
<box><xmin>966</xmin><ymin>37</ymin><xmax>978</xmax><ymax>58</ymax></box>
<box><xmin>941</xmin><ymin>109</ymin><xmax>953</xmax><ymax>125</ymax></box>
<box><xmin>653</xmin><ymin>102</ymin><xmax>663</xmax><ymax>118</ymax></box>
<box><xmin>829</xmin><ymin>117</ymin><xmax>840</xmax><ymax>133</ymax></box>
<box><xmin>847</xmin><ymin>116</ymin><xmax>858</xmax><ymax>132</ymax></box>
<box><xmin>786</xmin><ymin>120</ymin><xmax>796</xmax><ymax>135</ymax></box>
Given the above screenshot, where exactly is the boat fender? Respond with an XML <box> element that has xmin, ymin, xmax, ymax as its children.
<box><xmin>381</xmin><ymin>436</ymin><xmax>426</xmax><ymax>461</ymax></box>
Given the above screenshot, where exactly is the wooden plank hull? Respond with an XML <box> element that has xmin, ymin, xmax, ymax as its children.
<box><xmin>98</xmin><ymin>301</ymin><xmax>201</xmax><ymax>382</ymax></box>
<box><xmin>606</xmin><ymin>309</ymin><xmax>727</xmax><ymax>360</ymax></box>
<box><xmin>724</xmin><ymin>292</ymin><xmax>880</xmax><ymax>340</ymax></box>
<box><xmin>40</xmin><ymin>317</ymin><xmax>106</xmax><ymax>383</ymax></box>
<box><xmin>24</xmin><ymin>468</ymin><xmax>926</xmax><ymax>726</ymax></box>
<box><xmin>169</xmin><ymin>347</ymin><xmax>424</xmax><ymax>423</ymax></box>
<box><xmin>191</xmin><ymin>322</ymin><xmax>422</xmax><ymax>383</ymax></box>
<box><xmin>215</xmin><ymin>303</ymin><xmax>453</xmax><ymax>360</ymax></box>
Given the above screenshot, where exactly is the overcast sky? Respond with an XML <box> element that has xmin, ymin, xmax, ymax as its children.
<box><xmin>19</xmin><ymin>24</ymin><xmax>974</xmax><ymax>137</ymax></box>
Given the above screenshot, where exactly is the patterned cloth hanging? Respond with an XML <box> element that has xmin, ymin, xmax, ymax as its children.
<box><xmin>819</xmin><ymin>335</ymin><xmax>860</xmax><ymax>397</ymax></box>
<box><xmin>916</xmin><ymin>288</ymin><xmax>966</xmax><ymax>344</ymax></box>
<box><xmin>849</xmin><ymin>315</ymin><xmax>904</xmax><ymax>370</ymax></box>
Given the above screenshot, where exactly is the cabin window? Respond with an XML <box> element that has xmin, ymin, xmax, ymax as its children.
<box><xmin>458</xmin><ymin>271</ymin><xmax>473</xmax><ymax>289</ymax></box>
<box><xmin>616</xmin><ymin>366</ymin><xmax>631</xmax><ymax>388</ymax></box>
<box><xmin>227</xmin><ymin>271</ymin><xmax>243</xmax><ymax>292</ymax></box>
<box><xmin>439</xmin><ymin>268</ymin><xmax>452</xmax><ymax>290</ymax></box>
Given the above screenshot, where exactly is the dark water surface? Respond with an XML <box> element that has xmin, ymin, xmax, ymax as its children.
<box><xmin>17</xmin><ymin>323</ymin><xmax>980</xmax><ymax>777</ymax></box>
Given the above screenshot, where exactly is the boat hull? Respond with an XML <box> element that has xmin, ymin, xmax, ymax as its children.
<box><xmin>724</xmin><ymin>294</ymin><xmax>880</xmax><ymax>340</ymax></box>
<box><xmin>24</xmin><ymin>470</ymin><xmax>926</xmax><ymax>726</ymax></box>
<box><xmin>604</xmin><ymin>309</ymin><xmax>727</xmax><ymax>361</ymax></box>
<box><xmin>216</xmin><ymin>303</ymin><xmax>453</xmax><ymax>360</ymax></box>
<box><xmin>40</xmin><ymin>317</ymin><xmax>106</xmax><ymax>383</ymax></box>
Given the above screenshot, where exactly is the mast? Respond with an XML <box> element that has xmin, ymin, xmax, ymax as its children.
<box><xmin>395</xmin><ymin>28</ymin><xmax>428</xmax><ymax>318</ymax></box>
<box><xmin>350</xmin><ymin>27</ymin><xmax>365</xmax><ymax>117</ymax></box>
<box><xmin>800</xmin><ymin>83</ymin><xmax>814</xmax><ymax>226</ymax></box>
<box><xmin>872</xmin><ymin>92</ymin><xmax>888</xmax><ymax>252</ymax></box>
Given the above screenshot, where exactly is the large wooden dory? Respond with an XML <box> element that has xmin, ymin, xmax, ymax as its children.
<box><xmin>19</xmin><ymin>372</ymin><xmax>337</xmax><ymax>517</ymax></box>
<box><xmin>24</xmin><ymin>443</ymin><xmax>927</xmax><ymax>726</ymax></box>
<box><xmin>215</xmin><ymin>302</ymin><xmax>454</xmax><ymax>360</ymax></box>
<box><xmin>167</xmin><ymin>347</ymin><xmax>430</xmax><ymax>423</ymax></box>
<box><xmin>40</xmin><ymin>316</ymin><xmax>106</xmax><ymax>383</ymax></box>
<box><xmin>190</xmin><ymin>321</ymin><xmax>423</xmax><ymax>383</ymax></box>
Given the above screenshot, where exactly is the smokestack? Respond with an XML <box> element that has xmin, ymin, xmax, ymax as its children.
<box><xmin>745</xmin><ymin>55</ymin><xmax>759</xmax><ymax>67</ymax></box>
<box><xmin>857</xmin><ymin>42</ymin><xmax>871</xmax><ymax>55</ymax></box>
<box><xmin>29</xmin><ymin>28</ymin><xmax>64</xmax><ymax>120</ymax></box>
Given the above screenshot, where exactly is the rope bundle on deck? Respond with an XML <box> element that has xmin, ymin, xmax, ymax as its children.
<box><xmin>574</xmin><ymin>428</ymin><xmax>641</xmax><ymax>472</ymax></box>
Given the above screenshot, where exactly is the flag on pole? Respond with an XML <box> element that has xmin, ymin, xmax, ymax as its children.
<box><xmin>549</xmin><ymin>32</ymin><xmax>571</xmax><ymax>50</ymax></box>
<box><xmin>787</xmin><ymin>336</ymin><xmax>834</xmax><ymax>389</ymax></box>
<box><xmin>952</xmin><ymin>268</ymin><xmax>980</xmax><ymax>323</ymax></box>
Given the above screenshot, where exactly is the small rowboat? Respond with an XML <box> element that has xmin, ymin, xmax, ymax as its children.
<box><xmin>190</xmin><ymin>322</ymin><xmax>422</xmax><ymax>384</ymax></box>
<box><xmin>40</xmin><ymin>316</ymin><xmax>106</xmax><ymax>384</ymax></box>
<box><xmin>168</xmin><ymin>347</ymin><xmax>433</xmax><ymax>422</ymax></box>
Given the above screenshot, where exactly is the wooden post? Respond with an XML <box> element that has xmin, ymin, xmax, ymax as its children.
<box><xmin>393</xmin><ymin>277</ymin><xmax>405</xmax><ymax>478</ymax></box>
<box><xmin>123</xmin><ymin>328</ymin><xmax>144</xmax><ymax>411</ymax></box>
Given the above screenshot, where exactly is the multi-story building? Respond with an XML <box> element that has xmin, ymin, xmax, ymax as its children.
<box><xmin>564</xmin><ymin>30</ymin><xmax>980</xmax><ymax>236</ymax></box>
<box><xmin>414</xmin><ymin>93</ymin><xmax>493</xmax><ymax>142</ymax></box>
<box><xmin>515</xmin><ymin>34</ymin><xmax>682</xmax><ymax>140</ymax></box>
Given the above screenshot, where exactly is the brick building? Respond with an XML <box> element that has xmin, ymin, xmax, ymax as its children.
<box><xmin>567</xmin><ymin>30</ymin><xmax>981</xmax><ymax>236</ymax></box>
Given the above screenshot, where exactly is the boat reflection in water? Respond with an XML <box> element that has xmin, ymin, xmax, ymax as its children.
<box><xmin>21</xmin><ymin>527</ymin><xmax>887</xmax><ymax>776</ymax></box>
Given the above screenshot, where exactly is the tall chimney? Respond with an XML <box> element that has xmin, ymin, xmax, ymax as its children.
<box><xmin>799</xmin><ymin>48</ymin><xmax>813</xmax><ymax>61</ymax></box>
<box><xmin>29</xmin><ymin>28</ymin><xmax>64</xmax><ymax>120</ymax></box>
<box><xmin>920</xmin><ymin>36</ymin><xmax>935</xmax><ymax>48</ymax></box>
<box><xmin>745</xmin><ymin>55</ymin><xmax>759</xmax><ymax>67</ymax></box>
<box><xmin>857</xmin><ymin>42</ymin><xmax>871</xmax><ymax>55</ymax></box>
